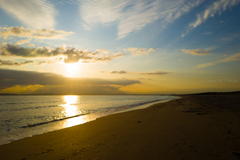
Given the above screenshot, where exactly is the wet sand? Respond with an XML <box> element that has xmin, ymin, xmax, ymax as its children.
<box><xmin>0</xmin><ymin>93</ymin><xmax>240</xmax><ymax>160</ymax></box>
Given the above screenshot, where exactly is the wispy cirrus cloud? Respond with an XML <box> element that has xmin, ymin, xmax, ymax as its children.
<box><xmin>182</xmin><ymin>49</ymin><xmax>210</xmax><ymax>55</ymax></box>
<box><xmin>197</xmin><ymin>53</ymin><xmax>240</xmax><ymax>68</ymax></box>
<box><xmin>182</xmin><ymin>0</ymin><xmax>240</xmax><ymax>37</ymax></box>
<box><xmin>221</xmin><ymin>53</ymin><xmax>240</xmax><ymax>62</ymax></box>
<box><xmin>0</xmin><ymin>26</ymin><xmax>74</xmax><ymax>39</ymax></box>
<box><xmin>0</xmin><ymin>59</ymin><xmax>34</xmax><ymax>66</ymax></box>
<box><xmin>80</xmin><ymin>0</ymin><xmax>204</xmax><ymax>39</ymax></box>
<box><xmin>0</xmin><ymin>45</ymin><xmax>124</xmax><ymax>63</ymax></box>
<box><xmin>196</xmin><ymin>62</ymin><xmax>218</xmax><ymax>68</ymax></box>
<box><xmin>0</xmin><ymin>0</ymin><xmax>56</xmax><ymax>29</ymax></box>
<box><xmin>220</xmin><ymin>33</ymin><xmax>240</xmax><ymax>42</ymax></box>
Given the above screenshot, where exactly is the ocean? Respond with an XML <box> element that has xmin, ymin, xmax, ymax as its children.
<box><xmin>0</xmin><ymin>95</ymin><xmax>177</xmax><ymax>145</ymax></box>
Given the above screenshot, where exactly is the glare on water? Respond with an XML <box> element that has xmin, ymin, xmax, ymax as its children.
<box><xmin>62</xmin><ymin>95</ymin><xmax>87</xmax><ymax>127</ymax></box>
<box><xmin>63</xmin><ymin>95</ymin><xmax>78</xmax><ymax>117</ymax></box>
<box><xmin>0</xmin><ymin>95</ymin><xmax>174</xmax><ymax>145</ymax></box>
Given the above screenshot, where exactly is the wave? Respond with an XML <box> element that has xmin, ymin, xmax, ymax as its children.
<box><xmin>6</xmin><ymin>100</ymin><xmax>61</xmax><ymax>105</ymax></box>
<box><xmin>0</xmin><ymin>105</ymin><xmax>61</xmax><ymax>112</ymax></box>
<box><xmin>5</xmin><ymin>97</ymin><xmax>175</xmax><ymax>131</ymax></box>
<box><xmin>98</xmin><ymin>99</ymin><xmax>168</xmax><ymax>111</ymax></box>
<box><xmin>0</xmin><ymin>100</ymin><xmax>63</xmax><ymax>106</ymax></box>
<box><xmin>20</xmin><ymin>113</ymin><xmax>90</xmax><ymax>129</ymax></box>
<box><xmin>18</xmin><ymin>99</ymin><xmax>166</xmax><ymax>129</ymax></box>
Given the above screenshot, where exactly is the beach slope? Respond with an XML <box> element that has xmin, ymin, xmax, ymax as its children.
<box><xmin>0</xmin><ymin>93</ymin><xmax>240</xmax><ymax>160</ymax></box>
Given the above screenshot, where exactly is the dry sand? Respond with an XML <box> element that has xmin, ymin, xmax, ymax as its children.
<box><xmin>0</xmin><ymin>93</ymin><xmax>240</xmax><ymax>160</ymax></box>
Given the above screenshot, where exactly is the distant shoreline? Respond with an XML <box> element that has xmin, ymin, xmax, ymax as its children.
<box><xmin>0</xmin><ymin>90</ymin><xmax>239</xmax><ymax>96</ymax></box>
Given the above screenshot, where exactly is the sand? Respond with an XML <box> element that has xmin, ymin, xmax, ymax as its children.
<box><xmin>0</xmin><ymin>93</ymin><xmax>240</xmax><ymax>160</ymax></box>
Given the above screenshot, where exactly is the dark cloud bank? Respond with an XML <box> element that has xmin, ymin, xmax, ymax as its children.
<box><xmin>0</xmin><ymin>69</ymin><xmax>140</xmax><ymax>95</ymax></box>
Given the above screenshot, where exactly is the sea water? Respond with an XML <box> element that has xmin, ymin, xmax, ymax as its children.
<box><xmin>0</xmin><ymin>95</ymin><xmax>176</xmax><ymax>145</ymax></box>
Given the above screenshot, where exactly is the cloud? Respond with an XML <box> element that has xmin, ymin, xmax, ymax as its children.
<box><xmin>128</xmin><ymin>48</ymin><xmax>155</xmax><ymax>56</ymax></box>
<box><xmin>140</xmin><ymin>71</ymin><xmax>170</xmax><ymax>76</ymax></box>
<box><xmin>0</xmin><ymin>59</ymin><xmax>34</xmax><ymax>66</ymax></box>
<box><xmin>196</xmin><ymin>62</ymin><xmax>217</xmax><ymax>68</ymax></box>
<box><xmin>1</xmin><ymin>42</ymin><xmax>7</xmax><ymax>45</ymax></box>
<box><xmin>138</xmin><ymin>78</ymin><xmax>152</xmax><ymax>80</ymax></box>
<box><xmin>204</xmin><ymin>32</ymin><xmax>213</xmax><ymax>35</ymax></box>
<box><xmin>0</xmin><ymin>45</ymin><xmax>57</xmax><ymax>57</ymax></box>
<box><xmin>221</xmin><ymin>53</ymin><xmax>240</xmax><ymax>62</ymax></box>
<box><xmin>104</xmin><ymin>70</ymin><xmax>171</xmax><ymax>76</ymax></box>
<box><xmin>183</xmin><ymin>0</ymin><xmax>240</xmax><ymax>37</ymax></box>
<box><xmin>0</xmin><ymin>45</ymin><xmax>124</xmax><ymax>63</ymax></box>
<box><xmin>96</xmin><ymin>49</ymin><xmax>109</xmax><ymax>53</ymax></box>
<box><xmin>0</xmin><ymin>68</ymin><xmax>140</xmax><ymax>94</ymax></box>
<box><xmin>37</xmin><ymin>60</ymin><xmax>55</xmax><ymax>65</ymax></box>
<box><xmin>88</xmin><ymin>53</ymin><xmax>125</xmax><ymax>63</ymax></box>
<box><xmin>27</xmin><ymin>44</ymin><xmax>35</xmax><ymax>47</ymax></box>
<box><xmin>16</xmin><ymin>39</ymin><xmax>31</xmax><ymax>45</ymax></box>
<box><xmin>0</xmin><ymin>26</ymin><xmax>74</xmax><ymax>39</ymax></box>
<box><xmin>80</xmin><ymin>0</ymin><xmax>204</xmax><ymax>39</ymax></box>
<box><xmin>197</xmin><ymin>53</ymin><xmax>240</xmax><ymax>68</ymax></box>
<box><xmin>182</xmin><ymin>49</ymin><xmax>210</xmax><ymax>55</ymax></box>
<box><xmin>111</xmin><ymin>70</ymin><xmax>127</xmax><ymax>74</ymax></box>
<box><xmin>220</xmin><ymin>33</ymin><xmax>240</xmax><ymax>42</ymax></box>
<box><xmin>0</xmin><ymin>0</ymin><xmax>56</xmax><ymax>29</ymax></box>
<box><xmin>55</xmin><ymin>0</ymin><xmax>79</xmax><ymax>5</ymax></box>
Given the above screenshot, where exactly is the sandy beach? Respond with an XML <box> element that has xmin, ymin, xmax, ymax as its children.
<box><xmin>0</xmin><ymin>93</ymin><xmax>240</xmax><ymax>160</ymax></box>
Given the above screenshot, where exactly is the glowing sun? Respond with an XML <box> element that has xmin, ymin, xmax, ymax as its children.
<box><xmin>65</xmin><ymin>63</ymin><xmax>79</xmax><ymax>76</ymax></box>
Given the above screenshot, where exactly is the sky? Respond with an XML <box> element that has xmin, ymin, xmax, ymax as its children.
<box><xmin>0</xmin><ymin>0</ymin><xmax>240</xmax><ymax>95</ymax></box>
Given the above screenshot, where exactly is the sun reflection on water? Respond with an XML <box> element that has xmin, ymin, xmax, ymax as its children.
<box><xmin>63</xmin><ymin>95</ymin><xmax>87</xmax><ymax>127</ymax></box>
<box><xmin>63</xmin><ymin>95</ymin><xmax>78</xmax><ymax>117</ymax></box>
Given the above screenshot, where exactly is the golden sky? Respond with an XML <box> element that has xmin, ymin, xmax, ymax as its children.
<box><xmin>0</xmin><ymin>0</ymin><xmax>240</xmax><ymax>94</ymax></box>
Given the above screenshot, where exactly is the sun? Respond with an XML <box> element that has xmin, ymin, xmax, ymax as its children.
<box><xmin>65</xmin><ymin>63</ymin><xmax>79</xmax><ymax>77</ymax></box>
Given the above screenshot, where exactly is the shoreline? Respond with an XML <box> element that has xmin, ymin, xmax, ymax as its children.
<box><xmin>0</xmin><ymin>96</ymin><xmax>176</xmax><ymax>146</ymax></box>
<box><xmin>110</xmin><ymin>98</ymin><xmax>177</xmax><ymax>115</ymax></box>
<box><xmin>0</xmin><ymin>93</ymin><xmax>240</xmax><ymax>159</ymax></box>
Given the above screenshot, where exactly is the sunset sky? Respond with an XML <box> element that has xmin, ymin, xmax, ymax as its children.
<box><xmin>0</xmin><ymin>0</ymin><xmax>240</xmax><ymax>95</ymax></box>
